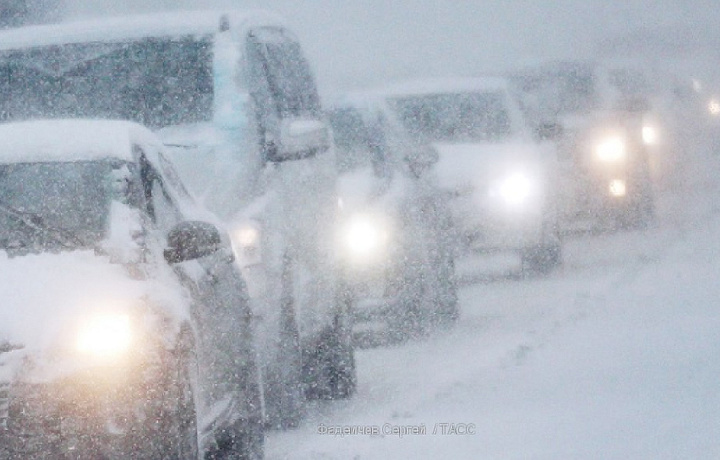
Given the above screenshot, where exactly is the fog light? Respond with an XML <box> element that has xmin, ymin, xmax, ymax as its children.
<box><xmin>709</xmin><ymin>99</ymin><xmax>720</xmax><ymax>116</ymax></box>
<box><xmin>642</xmin><ymin>126</ymin><xmax>657</xmax><ymax>145</ymax></box>
<box><xmin>609</xmin><ymin>179</ymin><xmax>627</xmax><ymax>197</ymax></box>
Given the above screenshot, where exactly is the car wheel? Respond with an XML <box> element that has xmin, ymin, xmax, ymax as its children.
<box><xmin>521</xmin><ymin>242</ymin><xmax>562</xmax><ymax>275</ymax></box>
<box><xmin>203</xmin><ymin>416</ymin><xmax>265</xmax><ymax>460</ymax></box>
<box><xmin>263</xmin><ymin>253</ymin><xmax>305</xmax><ymax>430</ymax></box>
<box><xmin>387</xmin><ymin>266</ymin><xmax>426</xmax><ymax>340</ymax></box>
<box><xmin>304</xmin><ymin>305</ymin><xmax>357</xmax><ymax>400</ymax></box>
<box><xmin>620</xmin><ymin>180</ymin><xmax>655</xmax><ymax>230</ymax></box>
<box><xmin>432</xmin><ymin>252</ymin><xmax>459</xmax><ymax>325</ymax></box>
<box><xmin>522</xmin><ymin>209</ymin><xmax>562</xmax><ymax>275</ymax></box>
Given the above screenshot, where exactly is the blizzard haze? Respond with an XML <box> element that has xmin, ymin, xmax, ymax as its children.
<box><xmin>62</xmin><ymin>0</ymin><xmax>720</xmax><ymax>96</ymax></box>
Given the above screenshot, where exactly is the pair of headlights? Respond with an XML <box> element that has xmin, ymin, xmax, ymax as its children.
<box><xmin>597</xmin><ymin>124</ymin><xmax>659</xmax><ymax>158</ymax></box>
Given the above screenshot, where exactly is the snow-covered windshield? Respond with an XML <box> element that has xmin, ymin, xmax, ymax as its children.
<box><xmin>0</xmin><ymin>160</ymin><xmax>123</xmax><ymax>253</ymax></box>
<box><xmin>391</xmin><ymin>91</ymin><xmax>512</xmax><ymax>142</ymax></box>
<box><xmin>539</xmin><ymin>66</ymin><xmax>599</xmax><ymax>116</ymax></box>
<box><xmin>0</xmin><ymin>36</ymin><xmax>213</xmax><ymax>128</ymax></box>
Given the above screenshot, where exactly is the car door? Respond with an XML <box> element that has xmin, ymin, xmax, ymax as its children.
<box><xmin>139</xmin><ymin>145</ymin><xmax>263</xmax><ymax>450</ymax></box>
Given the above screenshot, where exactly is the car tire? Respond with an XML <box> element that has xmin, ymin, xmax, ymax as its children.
<box><xmin>521</xmin><ymin>242</ymin><xmax>562</xmax><ymax>275</ymax></box>
<box><xmin>619</xmin><ymin>179</ymin><xmax>655</xmax><ymax>230</ymax></box>
<box><xmin>522</xmin><ymin>208</ymin><xmax>563</xmax><ymax>275</ymax></box>
<box><xmin>203</xmin><ymin>416</ymin><xmax>265</xmax><ymax>460</ymax></box>
<box><xmin>303</xmin><ymin>308</ymin><xmax>357</xmax><ymax>400</ymax></box>
<box><xmin>432</xmin><ymin>253</ymin><xmax>459</xmax><ymax>325</ymax></box>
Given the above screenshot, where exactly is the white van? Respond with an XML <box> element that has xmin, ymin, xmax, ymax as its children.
<box><xmin>0</xmin><ymin>10</ymin><xmax>354</xmax><ymax>428</ymax></box>
<box><xmin>356</xmin><ymin>78</ymin><xmax>563</xmax><ymax>273</ymax></box>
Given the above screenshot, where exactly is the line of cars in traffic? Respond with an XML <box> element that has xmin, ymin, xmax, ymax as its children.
<box><xmin>0</xmin><ymin>10</ymin><xmax>341</xmax><ymax>459</ymax></box>
<box><xmin>0</xmin><ymin>7</ymin><xmax>685</xmax><ymax>460</ymax></box>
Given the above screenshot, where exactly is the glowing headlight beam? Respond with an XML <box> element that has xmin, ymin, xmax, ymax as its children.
<box><xmin>709</xmin><ymin>99</ymin><xmax>720</xmax><ymax>116</ymax></box>
<box><xmin>234</xmin><ymin>226</ymin><xmax>259</xmax><ymax>248</ymax></box>
<box><xmin>344</xmin><ymin>215</ymin><xmax>386</xmax><ymax>257</ymax></box>
<box><xmin>596</xmin><ymin>137</ymin><xmax>626</xmax><ymax>162</ymax></box>
<box><xmin>499</xmin><ymin>173</ymin><xmax>532</xmax><ymax>205</ymax></box>
<box><xmin>642</xmin><ymin>126</ymin><xmax>658</xmax><ymax>145</ymax></box>
<box><xmin>609</xmin><ymin>179</ymin><xmax>627</xmax><ymax>197</ymax></box>
<box><xmin>76</xmin><ymin>314</ymin><xmax>132</xmax><ymax>358</ymax></box>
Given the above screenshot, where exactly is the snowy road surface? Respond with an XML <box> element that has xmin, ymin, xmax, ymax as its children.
<box><xmin>265</xmin><ymin>138</ymin><xmax>720</xmax><ymax>459</ymax></box>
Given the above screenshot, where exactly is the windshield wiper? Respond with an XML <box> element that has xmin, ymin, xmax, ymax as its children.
<box><xmin>0</xmin><ymin>201</ymin><xmax>84</xmax><ymax>249</ymax></box>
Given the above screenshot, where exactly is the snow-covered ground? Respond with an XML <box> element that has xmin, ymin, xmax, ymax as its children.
<box><xmin>265</xmin><ymin>132</ymin><xmax>720</xmax><ymax>459</ymax></box>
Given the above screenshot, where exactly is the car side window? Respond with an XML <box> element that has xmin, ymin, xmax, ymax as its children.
<box><xmin>136</xmin><ymin>146</ymin><xmax>182</xmax><ymax>232</ymax></box>
<box><xmin>246</xmin><ymin>31</ymin><xmax>280</xmax><ymax>162</ymax></box>
<box><xmin>246</xmin><ymin>27</ymin><xmax>322</xmax><ymax>163</ymax></box>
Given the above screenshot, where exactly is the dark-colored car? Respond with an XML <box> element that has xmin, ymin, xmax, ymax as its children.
<box><xmin>0</xmin><ymin>120</ymin><xmax>263</xmax><ymax>459</ymax></box>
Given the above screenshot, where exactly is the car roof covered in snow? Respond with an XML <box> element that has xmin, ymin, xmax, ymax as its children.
<box><xmin>332</xmin><ymin>77</ymin><xmax>514</xmax><ymax>114</ymax></box>
<box><xmin>0</xmin><ymin>9</ymin><xmax>286</xmax><ymax>51</ymax></box>
<box><xmin>378</xmin><ymin>77</ymin><xmax>512</xmax><ymax>99</ymax></box>
<box><xmin>0</xmin><ymin>119</ymin><xmax>161</xmax><ymax>164</ymax></box>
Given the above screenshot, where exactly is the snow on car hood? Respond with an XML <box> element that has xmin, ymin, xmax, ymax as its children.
<box><xmin>0</xmin><ymin>250</ymin><xmax>187</xmax><ymax>354</ymax></box>
<box><xmin>432</xmin><ymin>141</ymin><xmax>552</xmax><ymax>193</ymax></box>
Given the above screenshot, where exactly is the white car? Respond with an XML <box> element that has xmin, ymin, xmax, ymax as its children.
<box><xmin>0</xmin><ymin>9</ymin><xmax>354</xmax><ymax>428</ymax></box>
<box><xmin>0</xmin><ymin>120</ymin><xmax>264</xmax><ymax>459</ymax></box>
<box><xmin>367</xmin><ymin>78</ymin><xmax>562</xmax><ymax>273</ymax></box>
<box><xmin>329</xmin><ymin>97</ymin><xmax>458</xmax><ymax>341</ymax></box>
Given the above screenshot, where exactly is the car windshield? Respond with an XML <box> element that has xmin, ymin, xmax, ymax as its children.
<box><xmin>0</xmin><ymin>36</ymin><xmax>214</xmax><ymax>128</ymax></box>
<box><xmin>534</xmin><ymin>64</ymin><xmax>600</xmax><ymax>116</ymax></box>
<box><xmin>392</xmin><ymin>91</ymin><xmax>512</xmax><ymax>142</ymax></box>
<box><xmin>0</xmin><ymin>160</ymin><xmax>120</xmax><ymax>253</ymax></box>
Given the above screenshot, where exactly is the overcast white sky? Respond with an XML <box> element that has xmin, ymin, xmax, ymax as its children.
<box><xmin>63</xmin><ymin>0</ymin><xmax>720</xmax><ymax>96</ymax></box>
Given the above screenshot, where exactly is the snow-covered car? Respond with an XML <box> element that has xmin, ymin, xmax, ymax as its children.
<box><xmin>366</xmin><ymin>78</ymin><xmax>562</xmax><ymax>273</ymax></box>
<box><xmin>329</xmin><ymin>97</ymin><xmax>458</xmax><ymax>340</ymax></box>
<box><xmin>0</xmin><ymin>120</ymin><xmax>263</xmax><ymax>459</ymax></box>
<box><xmin>0</xmin><ymin>9</ymin><xmax>354</xmax><ymax>428</ymax></box>
<box><xmin>511</xmin><ymin>60</ymin><xmax>656</xmax><ymax>230</ymax></box>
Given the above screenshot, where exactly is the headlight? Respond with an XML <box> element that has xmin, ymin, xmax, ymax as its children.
<box><xmin>76</xmin><ymin>313</ymin><xmax>132</xmax><ymax>358</ymax></box>
<box><xmin>343</xmin><ymin>214</ymin><xmax>388</xmax><ymax>258</ymax></box>
<box><xmin>609</xmin><ymin>179</ymin><xmax>627</xmax><ymax>197</ymax></box>
<box><xmin>642</xmin><ymin>126</ymin><xmax>658</xmax><ymax>145</ymax></box>
<box><xmin>233</xmin><ymin>225</ymin><xmax>259</xmax><ymax>248</ymax></box>
<box><xmin>709</xmin><ymin>99</ymin><xmax>720</xmax><ymax>116</ymax></box>
<box><xmin>498</xmin><ymin>173</ymin><xmax>533</xmax><ymax>205</ymax></box>
<box><xmin>595</xmin><ymin>137</ymin><xmax>626</xmax><ymax>162</ymax></box>
<box><xmin>230</xmin><ymin>221</ymin><xmax>262</xmax><ymax>267</ymax></box>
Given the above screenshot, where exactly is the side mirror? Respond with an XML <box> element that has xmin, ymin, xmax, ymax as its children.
<box><xmin>164</xmin><ymin>221</ymin><xmax>222</xmax><ymax>264</ymax></box>
<box><xmin>535</xmin><ymin>122</ymin><xmax>564</xmax><ymax>141</ymax></box>
<box><xmin>404</xmin><ymin>144</ymin><xmax>439</xmax><ymax>178</ymax></box>
<box><xmin>271</xmin><ymin>118</ymin><xmax>331</xmax><ymax>162</ymax></box>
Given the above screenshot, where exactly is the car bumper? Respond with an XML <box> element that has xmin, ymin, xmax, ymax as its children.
<box><xmin>455</xmin><ymin>208</ymin><xmax>546</xmax><ymax>251</ymax></box>
<box><xmin>0</xmin><ymin>361</ymin><xmax>165</xmax><ymax>457</ymax></box>
<box><xmin>341</xmin><ymin>261</ymin><xmax>404</xmax><ymax>325</ymax></box>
